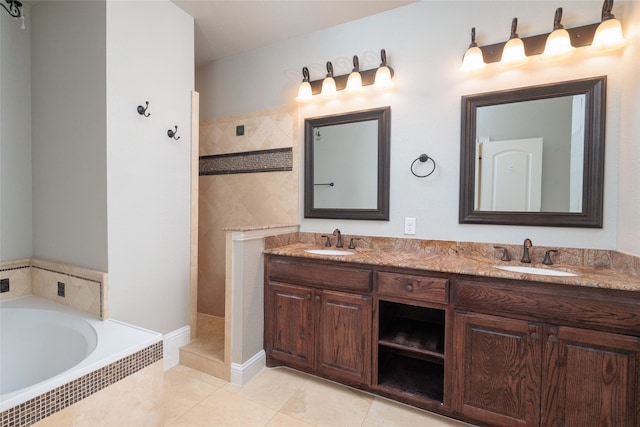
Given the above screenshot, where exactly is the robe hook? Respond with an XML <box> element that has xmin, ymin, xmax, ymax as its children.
<box><xmin>137</xmin><ymin>101</ymin><xmax>150</xmax><ymax>117</ymax></box>
<box><xmin>167</xmin><ymin>125</ymin><xmax>180</xmax><ymax>140</ymax></box>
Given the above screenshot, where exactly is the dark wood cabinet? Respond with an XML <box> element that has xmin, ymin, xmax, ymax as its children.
<box><xmin>266</xmin><ymin>282</ymin><xmax>314</xmax><ymax>370</ymax></box>
<box><xmin>454</xmin><ymin>311</ymin><xmax>541</xmax><ymax>426</ymax></box>
<box><xmin>316</xmin><ymin>290</ymin><xmax>372</xmax><ymax>384</ymax></box>
<box><xmin>265</xmin><ymin>256</ymin><xmax>372</xmax><ymax>386</ymax></box>
<box><xmin>265</xmin><ymin>255</ymin><xmax>640</xmax><ymax>427</ymax></box>
<box><xmin>454</xmin><ymin>279</ymin><xmax>640</xmax><ymax>427</ymax></box>
<box><xmin>373</xmin><ymin>270</ymin><xmax>451</xmax><ymax>408</ymax></box>
<box><xmin>541</xmin><ymin>325</ymin><xmax>640</xmax><ymax>427</ymax></box>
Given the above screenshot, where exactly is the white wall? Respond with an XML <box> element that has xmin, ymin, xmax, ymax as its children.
<box><xmin>197</xmin><ymin>0</ymin><xmax>637</xmax><ymax>251</ymax></box>
<box><xmin>0</xmin><ymin>8</ymin><xmax>32</xmax><ymax>261</ymax></box>
<box><xmin>618</xmin><ymin>0</ymin><xmax>640</xmax><ymax>257</ymax></box>
<box><xmin>106</xmin><ymin>0</ymin><xmax>194</xmax><ymax>334</ymax></box>
<box><xmin>31</xmin><ymin>1</ymin><xmax>108</xmax><ymax>271</ymax></box>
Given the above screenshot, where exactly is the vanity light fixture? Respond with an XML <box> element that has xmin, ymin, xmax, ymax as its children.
<box><xmin>345</xmin><ymin>56</ymin><xmax>363</xmax><ymax>92</ymax></box>
<box><xmin>295</xmin><ymin>67</ymin><xmax>313</xmax><ymax>102</ymax></box>
<box><xmin>463</xmin><ymin>0</ymin><xmax>625</xmax><ymax>70</ymax></box>
<box><xmin>593</xmin><ymin>0</ymin><xmax>624</xmax><ymax>50</ymax></box>
<box><xmin>543</xmin><ymin>8</ymin><xmax>574</xmax><ymax>59</ymax></box>
<box><xmin>461</xmin><ymin>27</ymin><xmax>485</xmax><ymax>71</ymax></box>
<box><xmin>295</xmin><ymin>49</ymin><xmax>394</xmax><ymax>101</ymax></box>
<box><xmin>321</xmin><ymin>62</ymin><xmax>337</xmax><ymax>96</ymax></box>
<box><xmin>500</xmin><ymin>18</ymin><xmax>528</xmax><ymax>66</ymax></box>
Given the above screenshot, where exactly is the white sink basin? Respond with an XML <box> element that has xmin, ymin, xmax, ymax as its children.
<box><xmin>493</xmin><ymin>265</ymin><xmax>578</xmax><ymax>277</ymax></box>
<box><xmin>305</xmin><ymin>249</ymin><xmax>355</xmax><ymax>256</ymax></box>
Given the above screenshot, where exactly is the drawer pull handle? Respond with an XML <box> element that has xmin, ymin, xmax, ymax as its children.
<box><xmin>406</xmin><ymin>284</ymin><xmax>413</xmax><ymax>292</ymax></box>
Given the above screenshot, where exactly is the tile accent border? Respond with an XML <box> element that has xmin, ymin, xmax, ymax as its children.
<box><xmin>0</xmin><ymin>342</ymin><xmax>163</xmax><ymax>427</ymax></box>
<box><xmin>199</xmin><ymin>147</ymin><xmax>292</xmax><ymax>175</ymax></box>
<box><xmin>0</xmin><ymin>259</ymin><xmax>107</xmax><ymax>318</ymax></box>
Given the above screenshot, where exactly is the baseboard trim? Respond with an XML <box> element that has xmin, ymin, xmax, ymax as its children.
<box><xmin>230</xmin><ymin>350</ymin><xmax>266</xmax><ymax>386</ymax></box>
<box><xmin>163</xmin><ymin>325</ymin><xmax>191</xmax><ymax>370</ymax></box>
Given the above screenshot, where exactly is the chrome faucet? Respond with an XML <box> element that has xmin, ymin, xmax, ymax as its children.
<box><xmin>521</xmin><ymin>238</ymin><xmax>532</xmax><ymax>263</ymax></box>
<box><xmin>333</xmin><ymin>228</ymin><xmax>343</xmax><ymax>248</ymax></box>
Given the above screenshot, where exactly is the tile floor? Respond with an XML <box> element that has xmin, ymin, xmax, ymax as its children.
<box><xmin>164</xmin><ymin>364</ymin><xmax>473</xmax><ymax>426</ymax></box>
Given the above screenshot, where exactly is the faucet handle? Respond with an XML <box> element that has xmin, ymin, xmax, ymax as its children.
<box><xmin>348</xmin><ymin>238</ymin><xmax>363</xmax><ymax>250</ymax></box>
<box><xmin>542</xmin><ymin>249</ymin><xmax>558</xmax><ymax>265</ymax></box>
<box><xmin>493</xmin><ymin>246</ymin><xmax>511</xmax><ymax>261</ymax></box>
<box><xmin>321</xmin><ymin>235</ymin><xmax>331</xmax><ymax>247</ymax></box>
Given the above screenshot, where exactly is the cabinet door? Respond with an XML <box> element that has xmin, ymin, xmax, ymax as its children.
<box><xmin>316</xmin><ymin>290</ymin><xmax>372</xmax><ymax>385</ymax></box>
<box><xmin>454</xmin><ymin>311</ymin><xmax>541</xmax><ymax>427</ymax></box>
<box><xmin>266</xmin><ymin>282</ymin><xmax>314</xmax><ymax>370</ymax></box>
<box><xmin>542</xmin><ymin>326</ymin><xmax>640</xmax><ymax>427</ymax></box>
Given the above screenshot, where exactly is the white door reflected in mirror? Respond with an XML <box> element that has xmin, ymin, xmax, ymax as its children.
<box><xmin>477</xmin><ymin>138</ymin><xmax>543</xmax><ymax>211</ymax></box>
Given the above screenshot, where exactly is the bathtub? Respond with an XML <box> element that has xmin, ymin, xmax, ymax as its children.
<box><xmin>0</xmin><ymin>295</ymin><xmax>163</xmax><ymax>425</ymax></box>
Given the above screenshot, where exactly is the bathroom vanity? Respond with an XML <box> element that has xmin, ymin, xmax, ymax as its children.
<box><xmin>264</xmin><ymin>244</ymin><xmax>640</xmax><ymax>427</ymax></box>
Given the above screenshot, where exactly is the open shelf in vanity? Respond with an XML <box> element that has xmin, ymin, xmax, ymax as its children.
<box><xmin>376</xmin><ymin>300</ymin><xmax>446</xmax><ymax>403</ymax></box>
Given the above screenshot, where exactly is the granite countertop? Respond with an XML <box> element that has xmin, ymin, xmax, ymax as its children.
<box><xmin>265</xmin><ymin>243</ymin><xmax>640</xmax><ymax>293</ymax></box>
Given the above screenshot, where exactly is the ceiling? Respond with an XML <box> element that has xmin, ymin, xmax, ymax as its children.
<box><xmin>171</xmin><ymin>1</ymin><xmax>416</xmax><ymax>65</ymax></box>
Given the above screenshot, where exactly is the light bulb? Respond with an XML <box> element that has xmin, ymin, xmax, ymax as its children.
<box><xmin>374</xmin><ymin>66</ymin><xmax>392</xmax><ymax>88</ymax></box>
<box><xmin>321</xmin><ymin>76</ymin><xmax>336</xmax><ymax>96</ymax></box>
<box><xmin>501</xmin><ymin>37</ymin><xmax>528</xmax><ymax>66</ymax></box>
<box><xmin>593</xmin><ymin>18</ymin><xmax>624</xmax><ymax>50</ymax></box>
<box><xmin>500</xmin><ymin>18</ymin><xmax>528</xmax><ymax>67</ymax></box>
<box><xmin>373</xmin><ymin>49</ymin><xmax>393</xmax><ymax>89</ymax></box>
<box><xmin>461</xmin><ymin>46</ymin><xmax>485</xmax><ymax>71</ymax></box>
<box><xmin>542</xmin><ymin>8</ymin><xmax>574</xmax><ymax>59</ymax></box>
<box><xmin>345</xmin><ymin>71</ymin><xmax>362</xmax><ymax>91</ymax></box>
<box><xmin>295</xmin><ymin>66</ymin><xmax>313</xmax><ymax>102</ymax></box>
<box><xmin>461</xmin><ymin>27</ymin><xmax>485</xmax><ymax>71</ymax></box>
<box><xmin>543</xmin><ymin>28</ymin><xmax>574</xmax><ymax>59</ymax></box>
<box><xmin>296</xmin><ymin>81</ymin><xmax>312</xmax><ymax>102</ymax></box>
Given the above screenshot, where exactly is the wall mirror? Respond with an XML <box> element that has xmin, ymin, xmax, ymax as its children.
<box><xmin>304</xmin><ymin>106</ymin><xmax>390</xmax><ymax>220</ymax></box>
<box><xmin>459</xmin><ymin>77</ymin><xmax>606</xmax><ymax>228</ymax></box>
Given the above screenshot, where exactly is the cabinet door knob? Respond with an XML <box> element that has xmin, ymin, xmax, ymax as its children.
<box><xmin>548</xmin><ymin>335</ymin><xmax>558</xmax><ymax>343</ymax></box>
<box><xmin>315</xmin><ymin>295</ymin><xmax>320</xmax><ymax>302</ymax></box>
<box><xmin>406</xmin><ymin>284</ymin><xmax>413</xmax><ymax>292</ymax></box>
<box><xmin>531</xmin><ymin>332</ymin><xmax>540</xmax><ymax>340</ymax></box>
<box><xmin>306</xmin><ymin>294</ymin><xmax>311</xmax><ymax>300</ymax></box>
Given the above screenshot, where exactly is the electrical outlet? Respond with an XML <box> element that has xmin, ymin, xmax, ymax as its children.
<box><xmin>404</xmin><ymin>217</ymin><xmax>416</xmax><ymax>235</ymax></box>
<box><xmin>236</xmin><ymin>125</ymin><xmax>245</xmax><ymax>136</ymax></box>
<box><xmin>0</xmin><ymin>278</ymin><xmax>9</xmax><ymax>293</ymax></box>
<box><xmin>58</xmin><ymin>281</ymin><xmax>65</xmax><ymax>298</ymax></box>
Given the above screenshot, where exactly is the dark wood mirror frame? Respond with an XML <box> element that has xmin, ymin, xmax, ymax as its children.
<box><xmin>459</xmin><ymin>76</ymin><xmax>606</xmax><ymax>228</ymax></box>
<box><xmin>304</xmin><ymin>107</ymin><xmax>390</xmax><ymax>220</ymax></box>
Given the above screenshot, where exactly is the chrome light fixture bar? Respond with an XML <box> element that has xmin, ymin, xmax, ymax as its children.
<box><xmin>296</xmin><ymin>49</ymin><xmax>394</xmax><ymax>101</ymax></box>
<box><xmin>1</xmin><ymin>0</ymin><xmax>23</xmax><ymax>18</ymax></box>
<box><xmin>461</xmin><ymin>0</ymin><xmax>624</xmax><ymax>70</ymax></box>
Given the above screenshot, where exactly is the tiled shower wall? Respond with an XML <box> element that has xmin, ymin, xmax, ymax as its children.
<box><xmin>0</xmin><ymin>258</ymin><xmax>107</xmax><ymax>318</ymax></box>
<box><xmin>198</xmin><ymin>105</ymin><xmax>299</xmax><ymax>317</ymax></box>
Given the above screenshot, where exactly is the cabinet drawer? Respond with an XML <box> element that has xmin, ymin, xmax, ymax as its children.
<box><xmin>454</xmin><ymin>279</ymin><xmax>640</xmax><ymax>336</ymax></box>
<box><xmin>376</xmin><ymin>272</ymin><xmax>449</xmax><ymax>304</ymax></box>
<box><xmin>267</xmin><ymin>256</ymin><xmax>372</xmax><ymax>292</ymax></box>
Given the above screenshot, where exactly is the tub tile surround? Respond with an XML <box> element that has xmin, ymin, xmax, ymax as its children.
<box><xmin>0</xmin><ymin>259</ymin><xmax>107</xmax><ymax>318</ymax></box>
<box><xmin>265</xmin><ymin>232</ymin><xmax>640</xmax><ymax>291</ymax></box>
<box><xmin>0</xmin><ymin>259</ymin><xmax>32</xmax><ymax>300</ymax></box>
<box><xmin>1</xmin><ymin>343</ymin><xmax>163</xmax><ymax>427</ymax></box>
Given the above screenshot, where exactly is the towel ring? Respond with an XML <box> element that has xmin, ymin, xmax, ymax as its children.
<box><xmin>411</xmin><ymin>154</ymin><xmax>436</xmax><ymax>178</ymax></box>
